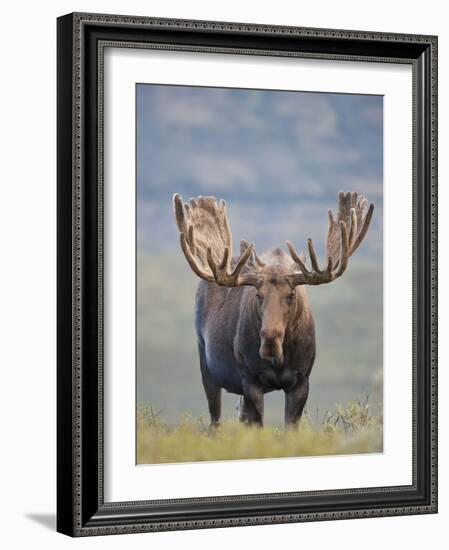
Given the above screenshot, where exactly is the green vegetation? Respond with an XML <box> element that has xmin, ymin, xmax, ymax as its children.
<box><xmin>137</xmin><ymin>400</ymin><xmax>383</xmax><ymax>465</ymax></box>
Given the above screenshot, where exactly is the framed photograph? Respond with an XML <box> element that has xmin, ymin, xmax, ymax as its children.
<box><xmin>57</xmin><ymin>12</ymin><xmax>438</xmax><ymax>536</ymax></box>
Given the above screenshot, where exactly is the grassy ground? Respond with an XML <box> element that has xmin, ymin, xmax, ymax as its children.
<box><xmin>137</xmin><ymin>400</ymin><xmax>383</xmax><ymax>464</ymax></box>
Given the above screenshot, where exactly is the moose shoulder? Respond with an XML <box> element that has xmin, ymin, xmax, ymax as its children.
<box><xmin>173</xmin><ymin>193</ymin><xmax>374</xmax><ymax>428</ymax></box>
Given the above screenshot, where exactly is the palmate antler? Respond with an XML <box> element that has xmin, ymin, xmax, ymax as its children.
<box><xmin>286</xmin><ymin>191</ymin><xmax>374</xmax><ymax>286</ymax></box>
<box><xmin>173</xmin><ymin>194</ymin><xmax>262</xmax><ymax>287</ymax></box>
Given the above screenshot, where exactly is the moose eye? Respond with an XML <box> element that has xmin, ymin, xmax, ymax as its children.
<box><xmin>256</xmin><ymin>293</ymin><xmax>263</xmax><ymax>302</ymax></box>
<box><xmin>286</xmin><ymin>294</ymin><xmax>295</xmax><ymax>305</ymax></box>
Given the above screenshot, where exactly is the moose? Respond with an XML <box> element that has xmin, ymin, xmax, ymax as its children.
<box><xmin>173</xmin><ymin>192</ymin><xmax>374</xmax><ymax>428</ymax></box>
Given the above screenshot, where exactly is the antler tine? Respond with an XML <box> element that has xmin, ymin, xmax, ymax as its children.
<box><xmin>334</xmin><ymin>221</ymin><xmax>350</xmax><ymax>277</ymax></box>
<box><xmin>241</xmin><ymin>239</ymin><xmax>266</xmax><ymax>268</ymax></box>
<box><xmin>349</xmin><ymin>202</ymin><xmax>374</xmax><ymax>255</ymax></box>
<box><xmin>218</xmin><ymin>247</ymin><xmax>230</xmax><ymax>270</ymax></box>
<box><xmin>286</xmin><ymin>191</ymin><xmax>374</xmax><ymax>287</ymax></box>
<box><xmin>188</xmin><ymin>225</ymin><xmax>196</xmax><ymax>255</ymax></box>
<box><xmin>233</xmin><ymin>243</ymin><xmax>255</xmax><ymax>276</ymax></box>
<box><xmin>174</xmin><ymin>193</ymin><xmax>187</xmax><ymax>233</ymax></box>
<box><xmin>286</xmin><ymin>241</ymin><xmax>309</xmax><ymax>277</ymax></box>
<box><xmin>307</xmin><ymin>238</ymin><xmax>321</xmax><ymax>272</ymax></box>
<box><xmin>206</xmin><ymin>242</ymin><xmax>260</xmax><ymax>287</ymax></box>
<box><xmin>348</xmin><ymin>208</ymin><xmax>357</xmax><ymax>248</ymax></box>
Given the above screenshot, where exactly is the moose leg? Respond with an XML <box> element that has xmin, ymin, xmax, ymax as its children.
<box><xmin>199</xmin><ymin>351</ymin><xmax>222</xmax><ymax>428</ymax></box>
<box><xmin>238</xmin><ymin>396</ymin><xmax>249</xmax><ymax>423</ymax></box>
<box><xmin>284</xmin><ymin>377</ymin><xmax>309</xmax><ymax>427</ymax></box>
<box><xmin>242</xmin><ymin>382</ymin><xmax>264</xmax><ymax>427</ymax></box>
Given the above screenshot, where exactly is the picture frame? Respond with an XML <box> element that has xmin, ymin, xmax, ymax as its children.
<box><xmin>57</xmin><ymin>12</ymin><xmax>438</xmax><ymax>536</ymax></box>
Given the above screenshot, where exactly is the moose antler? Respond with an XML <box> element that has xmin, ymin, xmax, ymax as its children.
<box><xmin>173</xmin><ymin>194</ymin><xmax>262</xmax><ymax>287</ymax></box>
<box><xmin>286</xmin><ymin>191</ymin><xmax>374</xmax><ymax>286</ymax></box>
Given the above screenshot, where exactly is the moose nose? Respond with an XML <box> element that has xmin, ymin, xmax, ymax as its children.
<box><xmin>260</xmin><ymin>329</ymin><xmax>283</xmax><ymax>341</ymax></box>
<box><xmin>259</xmin><ymin>329</ymin><xmax>284</xmax><ymax>365</ymax></box>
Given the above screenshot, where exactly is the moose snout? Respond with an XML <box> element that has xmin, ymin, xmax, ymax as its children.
<box><xmin>259</xmin><ymin>329</ymin><xmax>284</xmax><ymax>366</ymax></box>
<box><xmin>260</xmin><ymin>328</ymin><xmax>283</xmax><ymax>341</ymax></box>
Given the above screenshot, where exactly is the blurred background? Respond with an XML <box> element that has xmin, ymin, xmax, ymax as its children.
<box><xmin>136</xmin><ymin>83</ymin><xmax>383</xmax><ymax>425</ymax></box>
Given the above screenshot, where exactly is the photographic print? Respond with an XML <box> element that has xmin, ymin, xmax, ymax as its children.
<box><xmin>136</xmin><ymin>83</ymin><xmax>383</xmax><ymax>465</ymax></box>
<box><xmin>57</xmin><ymin>15</ymin><xmax>437</xmax><ymax>534</ymax></box>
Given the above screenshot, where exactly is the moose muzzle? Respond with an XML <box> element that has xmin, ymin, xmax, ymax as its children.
<box><xmin>259</xmin><ymin>328</ymin><xmax>284</xmax><ymax>366</ymax></box>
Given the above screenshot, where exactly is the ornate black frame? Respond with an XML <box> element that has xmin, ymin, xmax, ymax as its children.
<box><xmin>57</xmin><ymin>12</ymin><xmax>438</xmax><ymax>537</ymax></box>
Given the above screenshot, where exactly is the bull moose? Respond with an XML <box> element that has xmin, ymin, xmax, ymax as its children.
<box><xmin>173</xmin><ymin>192</ymin><xmax>374</xmax><ymax>428</ymax></box>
